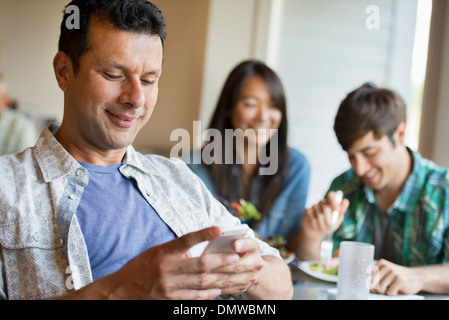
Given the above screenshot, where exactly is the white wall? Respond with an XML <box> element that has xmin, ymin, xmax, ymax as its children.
<box><xmin>198</xmin><ymin>0</ymin><xmax>256</xmax><ymax>141</ymax></box>
<box><xmin>432</xmin><ymin>1</ymin><xmax>449</xmax><ymax>167</ymax></box>
<box><xmin>198</xmin><ymin>0</ymin><xmax>283</xmax><ymax>148</ymax></box>
<box><xmin>276</xmin><ymin>0</ymin><xmax>418</xmax><ymax>204</ymax></box>
<box><xmin>0</xmin><ymin>0</ymin><xmax>66</xmax><ymax>129</ymax></box>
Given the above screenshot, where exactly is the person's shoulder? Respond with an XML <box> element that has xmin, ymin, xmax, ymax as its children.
<box><xmin>288</xmin><ymin>147</ymin><xmax>308</xmax><ymax>163</ymax></box>
<box><xmin>329</xmin><ymin>168</ymin><xmax>361</xmax><ymax>195</ymax></box>
<box><xmin>0</xmin><ymin>146</ymin><xmax>34</xmax><ymax>166</ymax></box>
<box><xmin>0</xmin><ymin>152</ymin><xmax>15</xmax><ymax>170</ymax></box>
<box><xmin>411</xmin><ymin>153</ymin><xmax>449</xmax><ymax>214</ymax></box>
<box><xmin>414</xmin><ymin>151</ymin><xmax>449</xmax><ymax>188</ymax></box>
<box><xmin>0</xmin><ymin>148</ymin><xmax>36</xmax><ymax>194</ymax></box>
<box><xmin>140</xmin><ymin>153</ymin><xmax>217</xmax><ymax>202</ymax></box>
<box><xmin>143</xmin><ymin>153</ymin><xmax>188</xmax><ymax>172</ymax></box>
<box><xmin>141</xmin><ymin>153</ymin><xmax>208</xmax><ymax>184</ymax></box>
<box><xmin>287</xmin><ymin>147</ymin><xmax>310</xmax><ymax>171</ymax></box>
<box><xmin>184</xmin><ymin>149</ymin><xmax>205</xmax><ymax>169</ymax></box>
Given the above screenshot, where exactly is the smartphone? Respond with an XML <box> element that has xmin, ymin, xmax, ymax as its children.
<box><xmin>203</xmin><ymin>225</ymin><xmax>250</xmax><ymax>254</ymax></box>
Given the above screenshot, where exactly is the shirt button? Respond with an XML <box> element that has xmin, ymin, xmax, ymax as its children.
<box><xmin>76</xmin><ymin>169</ymin><xmax>84</xmax><ymax>177</ymax></box>
<box><xmin>33</xmin><ymin>233</ymin><xmax>40</xmax><ymax>241</ymax></box>
<box><xmin>69</xmin><ymin>194</ymin><xmax>77</xmax><ymax>200</ymax></box>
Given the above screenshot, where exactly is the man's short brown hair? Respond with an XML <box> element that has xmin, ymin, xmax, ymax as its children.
<box><xmin>333</xmin><ymin>82</ymin><xmax>407</xmax><ymax>151</ymax></box>
<box><xmin>58</xmin><ymin>0</ymin><xmax>166</xmax><ymax>76</ymax></box>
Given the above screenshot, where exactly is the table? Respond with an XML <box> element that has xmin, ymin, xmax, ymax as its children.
<box><xmin>290</xmin><ymin>262</ymin><xmax>449</xmax><ymax>300</ymax></box>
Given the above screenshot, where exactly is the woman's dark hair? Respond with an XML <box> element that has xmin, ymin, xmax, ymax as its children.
<box><xmin>334</xmin><ymin>82</ymin><xmax>407</xmax><ymax>151</ymax></box>
<box><xmin>58</xmin><ymin>0</ymin><xmax>166</xmax><ymax>75</ymax></box>
<box><xmin>204</xmin><ymin>60</ymin><xmax>289</xmax><ymax>224</ymax></box>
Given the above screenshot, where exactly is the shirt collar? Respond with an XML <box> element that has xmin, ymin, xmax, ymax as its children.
<box><xmin>34</xmin><ymin>123</ymin><xmax>157</xmax><ymax>183</ymax></box>
<box><xmin>120</xmin><ymin>144</ymin><xmax>158</xmax><ymax>177</ymax></box>
<box><xmin>391</xmin><ymin>148</ymin><xmax>423</xmax><ymax>213</ymax></box>
<box><xmin>34</xmin><ymin>124</ymin><xmax>84</xmax><ymax>183</ymax></box>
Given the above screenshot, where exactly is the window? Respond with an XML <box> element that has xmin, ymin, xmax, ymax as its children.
<box><xmin>276</xmin><ymin>0</ymin><xmax>427</xmax><ymax>204</ymax></box>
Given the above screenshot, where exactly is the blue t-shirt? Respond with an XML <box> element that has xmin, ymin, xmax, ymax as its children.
<box><xmin>76</xmin><ymin>162</ymin><xmax>175</xmax><ymax>280</ymax></box>
<box><xmin>187</xmin><ymin>147</ymin><xmax>310</xmax><ymax>241</ymax></box>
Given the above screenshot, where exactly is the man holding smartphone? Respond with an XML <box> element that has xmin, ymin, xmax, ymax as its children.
<box><xmin>0</xmin><ymin>0</ymin><xmax>292</xmax><ymax>300</ymax></box>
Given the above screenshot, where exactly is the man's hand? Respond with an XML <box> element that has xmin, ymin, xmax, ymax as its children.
<box><xmin>291</xmin><ymin>191</ymin><xmax>349</xmax><ymax>261</ymax></box>
<box><xmin>62</xmin><ymin>227</ymin><xmax>238</xmax><ymax>299</ymax></box>
<box><xmin>61</xmin><ymin>226</ymin><xmax>282</xmax><ymax>300</ymax></box>
<box><xmin>370</xmin><ymin>259</ymin><xmax>423</xmax><ymax>296</ymax></box>
<box><xmin>205</xmin><ymin>236</ymin><xmax>265</xmax><ymax>296</ymax></box>
<box><xmin>301</xmin><ymin>191</ymin><xmax>349</xmax><ymax>239</ymax></box>
<box><xmin>107</xmin><ymin>226</ymin><xmax>246</xmax><ymax>300</ymax></box>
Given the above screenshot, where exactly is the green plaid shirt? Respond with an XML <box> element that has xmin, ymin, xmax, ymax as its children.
<box><xmin>329</xmin><ymin>149</ymin><xmax>449</xmax><ymax>267</ymax></box>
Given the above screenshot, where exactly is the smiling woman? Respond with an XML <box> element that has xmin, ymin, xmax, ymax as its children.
<box><xmin>229</xmin><ymin>75</ymin><xmax>283</xmax><ymax>147</ymax></box>
<box><xmin>187</xmin><ymin>60</ymin><xmax>311</xmax><ymax>249</ymax></box>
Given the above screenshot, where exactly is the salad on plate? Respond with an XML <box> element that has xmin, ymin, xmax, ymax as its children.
<box><xmin>297</xmin><ymin>259</ymin><xmax>339</xmax><ymax>282</ymax></box>
<box><xmin>266</xmin><ymin>235</ymin><xmax>295</xmax><ymax>264</ymax></box>
<box><xmin>308</xmin><ymin>261</ymin><xmax>338</xmax><ymax>275</ymax></box>
<box><xmin>230</xmin><ymin>199</ymin><xmax>262</xmax><ymax>221</ymax></box>
<box><xmin>230</xmin><ymin>199</ymin><xmax>295</xmax><ymax>263</ymax></box>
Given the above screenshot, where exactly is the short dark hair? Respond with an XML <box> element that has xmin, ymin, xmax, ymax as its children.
<box><xmin>58</xmin><ymin>0</ymin><xmax>166</xmax><ymax>75</ymax></box>
<box><xmin>334</xmin><ymin>82</ymin><xmax>407</xmax><ymax>151</ymax></box>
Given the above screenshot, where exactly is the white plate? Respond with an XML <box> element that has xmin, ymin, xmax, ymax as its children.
<box><xmin>297</xmin><ymin>260</ymin><xmax>339</xmax><ymax>283</ymax></box>
<box><xmin>283</xmin><ymin>253</ymin><xmax>296</xmax><ymax>265</ymax></box>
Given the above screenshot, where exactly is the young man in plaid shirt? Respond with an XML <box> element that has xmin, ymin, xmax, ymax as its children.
<box><xmin>294</xmin><ymin>83</ymin><xmax>449</xmax><ymax>296</ymax></box>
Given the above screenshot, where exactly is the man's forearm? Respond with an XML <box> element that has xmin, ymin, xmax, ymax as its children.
<box><xmin>415</xmin><ymin>263</ymin><xmax>449</xmax><ymax>294</ymax></box>
<box><xmin>289</xmin><ymin>229</ymin><xmax>321</xmax><ymax>261</ymax></box>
